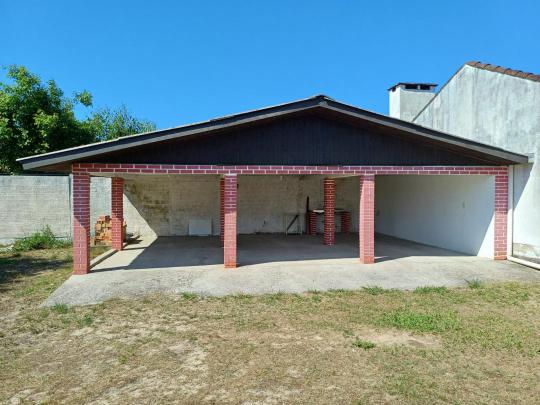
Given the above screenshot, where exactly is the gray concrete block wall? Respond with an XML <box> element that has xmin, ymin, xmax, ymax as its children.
<box><xmin>0</xmin><ymin>174</ymin><xmax>362</xmax><ymax>244</ymax></box>
<box><xmin>123</xmin><ymin>174</ymin><xmax>220</xmax><ymax>237</ymax></box>
<box><xmin>0</xmin><ymin>175</ymin><xmax>71</xmax><ymax>243</ymax></box>
<box><xmin>238</xmin><ymin>175</ymin><xmax>322</xmax><ymax>234</ymax></box>
<box><xmin>123</xmin><ymin>174</ymin><xmax>358</xmax><ymax>237</ymax></box>
<box><xmin>0</xmin><ymin>175</ymin><xmax>111</xmax><ymax>244</ymax></box>
<box><xmin>90</xmin><ymin>177</ymin><xmax>111</xmax><ymax>236</ymax></box>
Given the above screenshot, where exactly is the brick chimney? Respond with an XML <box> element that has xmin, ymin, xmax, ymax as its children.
<box><xmin>388</xmin><ymin>83</ymin><xmax>437</xmax><ymax>122</ymax></box>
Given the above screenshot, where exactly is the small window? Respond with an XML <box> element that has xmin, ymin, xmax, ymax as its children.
<box><xmin>419</xmin><ymin>84</ymin><xmax>432</xmax><ymax>90</ymax></box>
<box><xmin>404</xmin><ymin>84</ymin><xmax>418</xmax><ymax>90</ymax></box>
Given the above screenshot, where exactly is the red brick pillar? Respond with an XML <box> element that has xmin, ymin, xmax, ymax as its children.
<box><xmin>324</xmin><ymin>178</ymin><xmax>335</xmax><ymax>245</ymax></box>
<box><xmin>220</xmin><ymin>177</ymin><xmax>225</xmax><ymax>247</ymax></box>
<box><xmin>341</xmin><ymin>211</ymin><xmax>351</xmax><ymax>234</ymax></box>
<box><xmin>111</xmin><ymin>177</ymin><xmax>124</xmax><ymax>251</ymax></box>
<box><xmin>223</xmin><ymin>174</ymin><xmax>237</xmax><ymax>268</ymax></box>
<box><xmin>359</xmin><ymin>174</ymin><xmax>375</xmax><ymax>264</ymax></box>
<box><xmin>72</xmin><ymin>172</ymin><xmax>90</xmax><ymax>274</ymax></box>
<box><xmin>308</xmin><ymin>211</ymin><xmax>317</xmax><ymax>235</ymax></box>
<box><xmin>494</xmin><ymin>172</ymin><xmax>508</xmax><ymax>260</ymax></box>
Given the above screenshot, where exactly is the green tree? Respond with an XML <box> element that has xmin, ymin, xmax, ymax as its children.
<box><xmin>0</xmin><ymin>65</ymin><xmax>157</xmax><ymax>173</ymax></box>
<box><xmin>86</xmin><ymin>105</ymin><xmax>156</xmax><ymax>142</ymax></box>
<box><xmin>0</xmin><ymin>65</ymin><xmax>95</xmax><ymax>173</ymax></box>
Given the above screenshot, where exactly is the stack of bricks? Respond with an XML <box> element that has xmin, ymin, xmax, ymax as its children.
<box><xmin>340</xmin><ymin>211</ymin><xmax>351</xmax><ymax>234</ymax></box>
<box><xmin>307</xmin><ymin>211</ymin><xmax>317</xmax><ymax>235</ymax></box>
<box><xmin>323</xmin><ymin>178</ymin><xmax>336</xmax><ymax>245</ymax></box>
<box><xmin>94</xmin><ymin>215</ymin><xmax>126</xmax><ymax>246</ymax></box>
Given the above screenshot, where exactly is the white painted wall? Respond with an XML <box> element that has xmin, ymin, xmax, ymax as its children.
<box><xmin>513</xmin><ymin>163</ymin><xmax>540</xmax><ymax>257</ymax></box>
<box><xmin>414</xmin><ymin>64</ymin><xmax>540</xmax><ymax>259</ymax></box>
<box><xmin>389</xmin><ymin>86</ymin><xmax>436</xmax><ymax>121</ymax></box>
<box><xmin>375</xmin><ymin>175</ymin><xmax>494</xmax><ymax>257</ymax></box>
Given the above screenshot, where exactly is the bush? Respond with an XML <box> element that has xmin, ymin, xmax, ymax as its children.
<box><xmin>13</xmin><ymin>226</ymin><xmax>71</xmax><ymax>251</ymax></box>
<box><xmin>352</xmin><ymin>338</ymin><xmax>376</xmax><ymax>350</ymax></box>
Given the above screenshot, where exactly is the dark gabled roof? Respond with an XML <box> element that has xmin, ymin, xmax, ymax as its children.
<box><xmin>466</xmin><ymin>61</ymin><xmax>540</xmax><ymax>83</ymax></box>
<box><xmin>18</xmin><ymin>94</ymin><xmax>528</xmax><ymax>171</ymax></box>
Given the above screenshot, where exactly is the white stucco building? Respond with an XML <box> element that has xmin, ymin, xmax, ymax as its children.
<box><xmin>390</xmin><ymin>62</ymin><xmax>540</xmax><ymax>261</ymax></box>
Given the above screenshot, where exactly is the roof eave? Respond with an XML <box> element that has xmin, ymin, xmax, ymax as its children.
<box><xmin>18</xmin><ymin>95</ymin><xmax>529</xmax><ymax>170</ymax></box>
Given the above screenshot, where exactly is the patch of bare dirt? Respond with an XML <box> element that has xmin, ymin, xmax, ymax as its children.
<box><xmin>357</xmin><ymin>327</ymin><xmax>442</xmax><ymax>348</ymax></box>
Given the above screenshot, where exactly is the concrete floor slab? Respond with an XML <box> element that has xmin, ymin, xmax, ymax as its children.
<box><xmin>44</xmin><ymin>234</ymin><xmax>540</xmax><ymax>306</ymax></box>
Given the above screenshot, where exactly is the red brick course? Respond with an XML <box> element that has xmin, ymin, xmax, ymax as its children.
<box><xmin>72</xmin><ymin>163</ymin><xmax>508</xmax><ymax>176</ymax></box>
<box><xmin>72</xmin><ymin>173</ymin><xmax>90</xmax><ymax>274</ymax></box>
<box><xmin>223</xmin><ymin>174</ymin><xmax>237</xmax><ymax>268</ymax></box>
<box><xmin>111</xmin><ymin>177</ymin><xmax>124</xmax><ymax>251</ymax></box>
<box><xmin>324</xmin><ymin>178</ymin><xmax>336</xmax><ymax>245</ymax></box>
<box><xmin>359</xmin><ymin>174</ymin><xmax>375</xmax><ymax>264</ymax></box>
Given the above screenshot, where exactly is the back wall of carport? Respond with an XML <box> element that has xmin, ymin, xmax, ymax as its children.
<box><xmin>375</xmin><ymin>175</ymin><xmax>495</xmax><ymax>257</ymax></box>
<box><xmin>122</xmin><ymin>174</ymin><xmax>332</xmax><ymax>237</ymax></box>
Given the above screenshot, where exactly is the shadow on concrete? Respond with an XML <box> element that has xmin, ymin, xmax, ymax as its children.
<box><xmin>91</xmin><ymin>236</ymin><xmax>222</xmax><ymax>273</ymax></box>
<box><xmin>374</xmin><ymin>234</ymin><xmax>466</xmax><ymax>263</ymax></box>
<box><xmin>91</xmin><ymin>233</ymin><xmax>467</xmax><ymax>272</ymax></box>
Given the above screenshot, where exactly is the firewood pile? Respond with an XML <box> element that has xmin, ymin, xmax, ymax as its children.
<box><xmin>93</xmin><ymin>215</ymin><xmax>126</xmax><ymax>245</ymax></box>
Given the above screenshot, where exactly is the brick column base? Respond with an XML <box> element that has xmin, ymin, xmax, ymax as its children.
<box><xmin>111</xmin><ymin>177</ymin><xmax>124</xmax><ymax>251</ymax></box>
<box><xmin>359</xmin><ymin>175</ymin><xmax>375</xmax><ymax>264</ymax></box>
<box><xmin>324</xmin><ymin>178</ymin><xmax>335</xmax><ymax>245</ymax></box>
<box><xmin>224</xmin><ymin>174</ymin><xmax>237</xmax><ymax>268</ymax></box>
<box><xmin>73</xmin><ymin>172</ymin><xmax>90</xmax><ymax>274</ymax></box>
<box><xmin>494</xmin><ymin>172</ymin><xmax>508</xmax><ymax>260</ymax></box>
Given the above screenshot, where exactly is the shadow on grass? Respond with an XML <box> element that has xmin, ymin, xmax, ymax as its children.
<box><xmin>0</xmin><ymin>253</ymin><xmax>71</xmax><ymax>292</ymax></box>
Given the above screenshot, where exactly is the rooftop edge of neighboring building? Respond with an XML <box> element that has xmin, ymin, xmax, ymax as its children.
<box><xmin>465</xmin><ymin>61</ymin><xmax>540</xmax><ymax>83</ymax></box>
<box><xmin>388</xmin><ymin>83</ymin><xmax>438</xmax><ymax>92</ymax></box>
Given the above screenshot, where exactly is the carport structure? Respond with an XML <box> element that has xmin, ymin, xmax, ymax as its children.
<box><xmin>18</xmin><ymin>95</ymin><xmax>527</xmax><ymax>275</ymax></box>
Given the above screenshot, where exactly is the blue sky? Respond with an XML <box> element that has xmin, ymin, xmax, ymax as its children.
<box><xmin>2</xmin><ymin>0</ymin><xmax>539</xmax><ymax>129</ymax></box>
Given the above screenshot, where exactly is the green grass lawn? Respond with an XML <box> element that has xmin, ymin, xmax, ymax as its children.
<box><xmin>1</xmin><ymin>248</ymin><xmax>539</xmax><ymax>404</ymax></box>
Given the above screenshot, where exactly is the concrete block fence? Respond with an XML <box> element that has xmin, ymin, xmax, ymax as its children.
<box><xmin>0</xmin><ymin>175</ymin><xmax>111</xmax><ymax>244</ymax></box>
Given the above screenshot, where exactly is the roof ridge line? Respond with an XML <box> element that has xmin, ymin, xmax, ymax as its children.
<box><xmin>465</xmin><ymin>61</ymin><xmax>540</xmax><ymax>82</ymax></box>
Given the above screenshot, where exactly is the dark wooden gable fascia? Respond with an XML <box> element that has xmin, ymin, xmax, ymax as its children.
<box><xmin>78</xmin><ymin>112</ymin><xmax>503</xmax><ymax>167</ymax></box>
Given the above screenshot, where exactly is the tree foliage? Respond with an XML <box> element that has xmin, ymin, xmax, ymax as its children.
<box><xmin>0</xmin><ymin>65</ymin><xmax>156</xmax><ymax>173</ymax></box>
<box><xmin>87</xmin><ymin>105</ymin><xmax>156</xmax><ymax>142</ymax></box>
<box><xmin>0</xmin><ymin>66</ymin><xmax>95</xmax><ymax>172</ymax></box>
